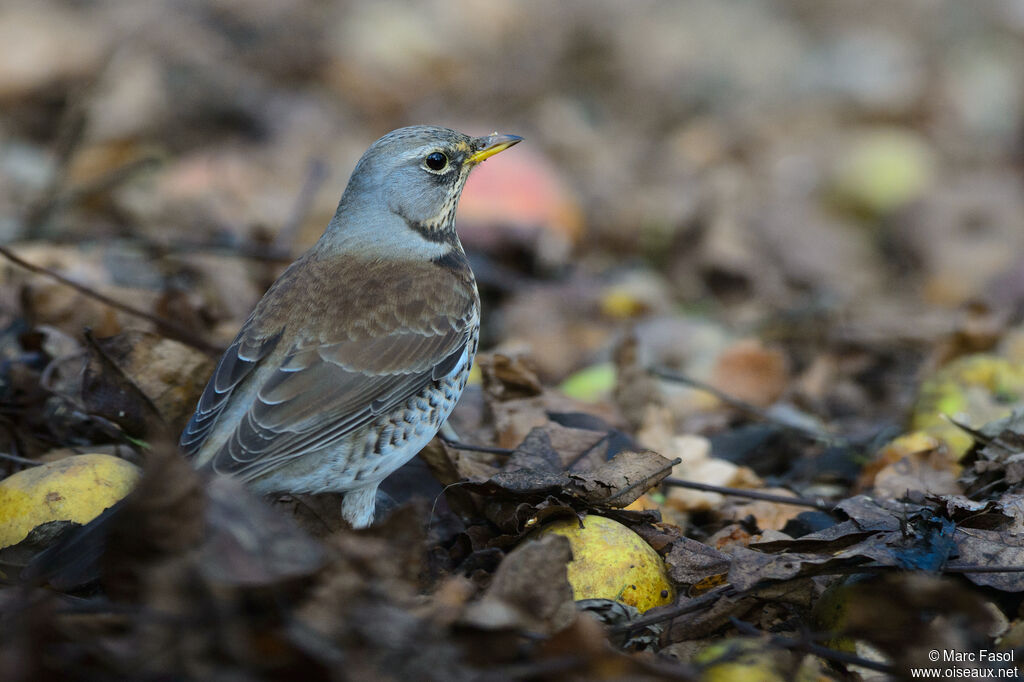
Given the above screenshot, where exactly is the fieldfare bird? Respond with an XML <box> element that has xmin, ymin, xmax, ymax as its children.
<box><xmin>180</xmin><ymin>126</ymin><xmax>521</xmax><ymax>527</ymax></box>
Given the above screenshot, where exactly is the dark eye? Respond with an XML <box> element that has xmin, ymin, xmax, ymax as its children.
<box><xmin>425</xmin><ymin>152</ymin><xmax>448</xmax><ymax>171</ymax></box>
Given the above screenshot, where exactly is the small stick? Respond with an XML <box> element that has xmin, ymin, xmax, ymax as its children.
<box><xmin>0</xmin><ymin>452</ymin><xmax>42</xmax><ymax>467</ymax></box>
<box><xmin>564</xmin><ymin>432</ymin><xmax>610</xmax><ymax>472</ymax></box>
<box><xmin>438</xmin><ymin>435</ymin><xmax>514</xmax><ymax>455</ymax></box>
<box><xmin>60</xmin><ymin>155</ymin><xmax>162</xmax><ymax>207</ymax></box>
<box><xmin>943</xmin><ymin>563</ymin><xmax>1024</xmax><ymax>574</ymax></box>
<box><xmin>138</xmin><ymin>236</ymin><xmax>294</xmax><ymax>263</ymax></box>
<box><xmin>609</xmin><ymin>585</ymin><xmax>735</xmax><ymax>634</ymax></box>
<box><xmin>273</xmin><ymin>158</ymin><xmax>329</xmax><ymax>254</ymax></box>
<box><xmin>82</xmin><ymin>328</ymin><xmax>165</xmax><ymax>423</ymax></box>
<box><xmin>0</xmin><ymin>245</ymin><xmax>222</xmax><ymax>355</ymax></box>
<box><xmin>661</xmin><ymin>477</ymin><xmax>834</xmax><ymax>512</ymax></box>
<box><xmin>731</xmin><ymin>617</ymin><xmax>895</xmax><ymax>675</ymax></box>
<box><xmin>650</xmin><ymin>366</ymin><xmax>838</xmax><ymax>445</ymax></box>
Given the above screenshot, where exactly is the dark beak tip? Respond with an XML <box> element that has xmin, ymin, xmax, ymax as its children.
<box><xmin>479</xmin><ymin>133</ymin><xmax>523</xmax><ymax>149</ymax></box>
<box><xmin>467</xmin><ymin>132</ymin><xmax>523</xmax><ymax>164</ymax></box>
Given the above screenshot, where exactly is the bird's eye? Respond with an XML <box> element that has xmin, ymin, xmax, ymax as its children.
<box><xmin>425</xmin><ymin>151</ymin><xmax>448</xmax><ymax>171</ymax></box>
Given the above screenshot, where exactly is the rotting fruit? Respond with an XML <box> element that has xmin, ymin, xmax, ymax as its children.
<box><xmin>534</xmin><ymin>514</ymin><xmax>675</xmax><ymax>612</ymax></box>
<box><xmin>0</xmin><ymin>453</ymin><xmax>140</xmax><ymax>549</ymax></box>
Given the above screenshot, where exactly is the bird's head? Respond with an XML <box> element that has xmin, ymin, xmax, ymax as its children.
<box><xmin>326</xmin><ymin>126</ymin><xmax>521</xmax><ymax>259</ymax></box>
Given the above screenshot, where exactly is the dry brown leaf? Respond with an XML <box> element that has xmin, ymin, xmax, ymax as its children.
<box><xmin>566</xmin><ymin>450</ymin><xmax>675</xmax><ymax>508</ymax></box>
<box><xmin>479</xmin><ymin>352</ymin><xmax>544</xmax><ymax>402</ymax></box>
<box><xmin>461</xmin><ymin>534</ymin><xmax>576</xmax><ymax>635</ymax></box>
<box><xmin>663</xmin><ymin>536</ymin><xmax>731</xmax><ymax>589</ymax></box>
<box><xmin>709</xmin><ymin>338</ymin><xmax>789</xmax><ymax>407</ymax></box>
<box><xmin>721</xmin><ymin>488</ymin><xmax>807</xmax><ymax>531</ymax></box>
<box><xmin>199</xmin><ymin>476</ymin><xmax>326</xmax><ymax>586</ymax></box>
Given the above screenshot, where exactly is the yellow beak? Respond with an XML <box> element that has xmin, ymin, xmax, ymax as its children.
<box><xmin>467</xmin><ymin>133</ymin><xmax>523</xmax><ymax>165</ymax></box>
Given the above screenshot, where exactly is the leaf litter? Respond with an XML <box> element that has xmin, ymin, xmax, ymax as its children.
<box><xmin>3</xmin><ymin>1</ymin><xmax>1024</xmax><ymax>680</ymax></box>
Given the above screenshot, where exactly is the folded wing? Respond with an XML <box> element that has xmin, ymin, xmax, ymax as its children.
<box><xmin>179</xmin><ymin>254</ymin><xmax>476</xmax><ymax>482</ymax></box>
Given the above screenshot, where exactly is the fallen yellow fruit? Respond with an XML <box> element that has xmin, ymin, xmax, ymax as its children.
<box><xmin>534</xmin><ymin>514</ymin><xmax>675</xmax><ymax>612</ymax></box>
<box><xmin>829</xmin><ymin>127</ymin><xmax>934</xmax><ymax>218</ymax></box>
<box><xmin>694</xmin><ymin>637</ymin><xmax>827</xmax><ymax>682</ymax></box>
<box><xmin>912</xmin><ymin>353</ymin><xmax>1024</xmax><ymax>458</ymax></box>
<box><xmin>0</xmin><ymin>454</ymin><xmax>140</xmax><ymax>549</ymax></box>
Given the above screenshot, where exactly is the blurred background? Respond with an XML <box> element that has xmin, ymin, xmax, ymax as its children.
<box><xmin>2</xmin><ymin>0</ymin><xmax>1024</xmax><ymax>444</ymax></box>
<box><xmin>7</xmin><ymin>3</ymin><xmax>1024</xmax><ymax>675</ymax></box>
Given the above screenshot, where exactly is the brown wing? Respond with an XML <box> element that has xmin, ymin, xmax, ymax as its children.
<box><xmin>178</xmin><ymin>328</ymin><xmax>283</xmax><ymax>456</ymax></box>
<box><xmin>180</xmin><ymin>253</ymin><xmax>477</xmax><ymax>481</ymax></box>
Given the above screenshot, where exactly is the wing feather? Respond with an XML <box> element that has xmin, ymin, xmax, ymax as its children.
<box><xmin>179</xmin><ymin>330</ymin><xmax>282</xmax><ymax>454</ymax></box>
<box><xmin>180</xmin><ymin>253</ymin><xmax>477</xmax><ymax>483</ymax></box>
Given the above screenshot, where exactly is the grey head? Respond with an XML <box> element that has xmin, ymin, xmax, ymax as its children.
<box><xmin>321</xmin><ymin>125</ymin><xmax>522</xmax><ymax>260</ymax></box>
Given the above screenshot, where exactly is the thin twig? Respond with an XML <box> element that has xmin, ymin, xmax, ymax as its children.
<box><xmin>273</xmin><ymin>158</ymin><xmax>329</xmax><ymax>254</ymax></box>
<box><xmin>612</xmin><ymin>559</ymin><xmax>1021</xmax><ymax>663</ymax></box>
<box><xmin>0</xmin><ymin>452</ymin><xmax>42</xmax><ymax>467</ymax></box>
<box><xmin>22</xmin><ymin>57</ymin><xmax>106</xmax><ymax>238</ymax></box>
<box><xmin>762</xmin><ymin>558</ymin><xmax>1024</xmax><ymax>577</ymax></box>
<box><xmin>609</xmin><ymin>585</ymin><xmax>736</xmax><ymax>634</ymax></box>
<box><xmin>614</xmin><ymin>571</ymin><xmax>851</xmax><ymax>637</ymax></box>
<box><xmin>439</xmin><ymin>436</ymin><xmax>514</xmax><ymax>455</ymax></box>
<box><xmin>564</xmin><ymin>432</ymin><xmax>610</xmax><ymax>471</ymax></box>
<box><xmin>942</xmin><ymin>414</ymin><xmax>991</xmax><ymax>445</ymax></box>
<box><xmin>82</xmin><ymin>328</ymin><xmax>165</xmax><ymax>423</ymax></box>
<box><xmin>650</xmin><ymin>366</ymin><xmax>838</xmax><ymax>445</ymax></box>
<box><xmin>943</xmin><ymin>563</ymin><xmax>1024</xmax><ymax>574</ymax></box>
<box><xmin>148</xmin><ymin>236</ymin><xmax>294</xmax><ymax>263</ymax></box>
<box><xmin>730</xmin><ymin>618</ymin><xmax>895</xmax><ymax>675</ymax></box>
<box><xmin>19</xmin><ymin>46</ymin><xmax>163</xmax><ymax>239</ymax></box>
<box><xmin>59</xmin><ymin>155</ymin><xmax>163</xmax><ymax>208</ymax></box>
<box><xmin>0</xmin><ymin>244</ymin><xmax>222</xmax><ymax>355</ymax></box>
<box><xmin>39</xmin><ymin>350</ymin><xmax>89</xmax><ymax>410</ymax></box>
<box><xmin>428</xmin><ymin>480</ymin><xmax>474</xmax><ymax>531</ymax></box>
<box><xmin>661</xmin><ymin>477</ymin><xmax>834</xmax><ymax>512</ymax></box>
